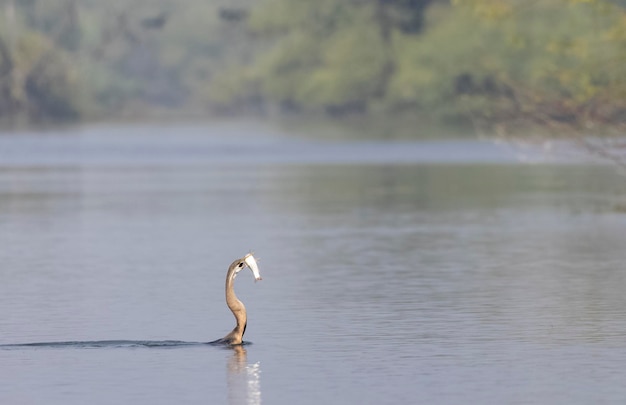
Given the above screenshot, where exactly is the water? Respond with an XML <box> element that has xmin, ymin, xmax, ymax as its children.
<box><xmin>1</xmin><ymin>123</ymin><xmax>625</xmax><ymax>404</ymax></box>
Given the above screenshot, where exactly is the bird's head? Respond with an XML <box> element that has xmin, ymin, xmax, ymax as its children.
<box><xmin>230</xmin><ymin>253</ymin><xmax>262</xmax><ymax>281</ymax></box>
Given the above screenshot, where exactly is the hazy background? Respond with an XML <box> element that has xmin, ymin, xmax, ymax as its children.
<box><xmin>1</xmin><ymin>0</ymin><xmax>625</xmax><ymax>138</ymax></box>
<box><xmin>2</xmin><ymin>2</ymin><xmax>626</xmax><ymax>404</ymax></box>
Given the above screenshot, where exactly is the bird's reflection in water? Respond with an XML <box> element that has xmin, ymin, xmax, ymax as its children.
<box><xmin>227</xmin><ymin>345</ymin><xmax>262</xmax><ymax>405</ymax></box>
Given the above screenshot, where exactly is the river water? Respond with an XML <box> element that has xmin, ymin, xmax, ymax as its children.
<box><xmin>0</xmin><ymin>123</ymin><xmax>625</xmax><ymax>404</ymax></box>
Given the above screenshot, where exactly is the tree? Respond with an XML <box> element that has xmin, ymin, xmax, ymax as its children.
<box><xmin>452</xmin><ymin>0</ymin><xmax>626</xmax><ymax>168</ymax></box>
<box><xmin>0</xmin><ymin>0</ymin><xmax>84</xmax><ymax>123</ymax></box>
<box><xmin>208</xmin><ymin>0</ymin><xmax>436</xmax><ymax>115</ymax></box>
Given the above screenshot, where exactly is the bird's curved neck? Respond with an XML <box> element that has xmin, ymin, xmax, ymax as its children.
<box><xmin>225</xmin><ymin>267</ymin><xmax>247</xmax><ymax>343</ymax></box>
<box><xmin>225</xmin><ymin>269</ymin><xmax>243</xmax><ymax>311</ymax></box>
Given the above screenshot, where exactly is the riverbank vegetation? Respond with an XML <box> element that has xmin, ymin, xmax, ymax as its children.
<box><xmin>1</xmin><ymin>0</ymin><xmax>625</xmax><ymax>136</ymax></box>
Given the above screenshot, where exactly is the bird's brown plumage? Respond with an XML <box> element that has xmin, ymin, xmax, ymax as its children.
<box><xmin>211</xmin><ymin>256</ymin><xmax>259</xmax><ymax>345</ymax></box>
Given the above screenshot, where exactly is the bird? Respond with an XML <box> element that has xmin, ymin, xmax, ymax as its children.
<box><xmin>210</xmin><ymin>253</ymin><xmax>262</xmax><ymax>345</ymax></box>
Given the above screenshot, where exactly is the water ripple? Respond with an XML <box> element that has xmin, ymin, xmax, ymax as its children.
<box><xmin>0</xmin><ymin>340</ymin><xmax>252</xmax><ymax>349</ymax></box>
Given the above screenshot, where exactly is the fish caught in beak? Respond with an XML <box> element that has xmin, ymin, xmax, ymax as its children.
<box><xmin>244</xmin><ymin>253</ymin><xmax>262</xmax><ymax>281</ymax></box>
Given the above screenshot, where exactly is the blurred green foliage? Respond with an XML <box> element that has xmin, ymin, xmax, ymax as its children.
<box><xmin>0</xmin><ymin>0</ymin><xmax>625</xmax><ymax>133</ymax></box>
<box><xmin>0</xmin><ymin>15</ymin><xmax>84</xmax><ymax>122</ymax></box>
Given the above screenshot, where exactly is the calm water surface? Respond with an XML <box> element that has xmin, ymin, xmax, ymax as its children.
<box><xmin>0</xmin><ymin>123</ymin><xmax>625</xmax><ymax>404</ymax></box>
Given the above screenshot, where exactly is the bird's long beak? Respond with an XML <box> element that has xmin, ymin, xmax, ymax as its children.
<box><xmin>244</xmin><ymin>253</ymin><xmax>262</xmax><ymax>281</ymax></box>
